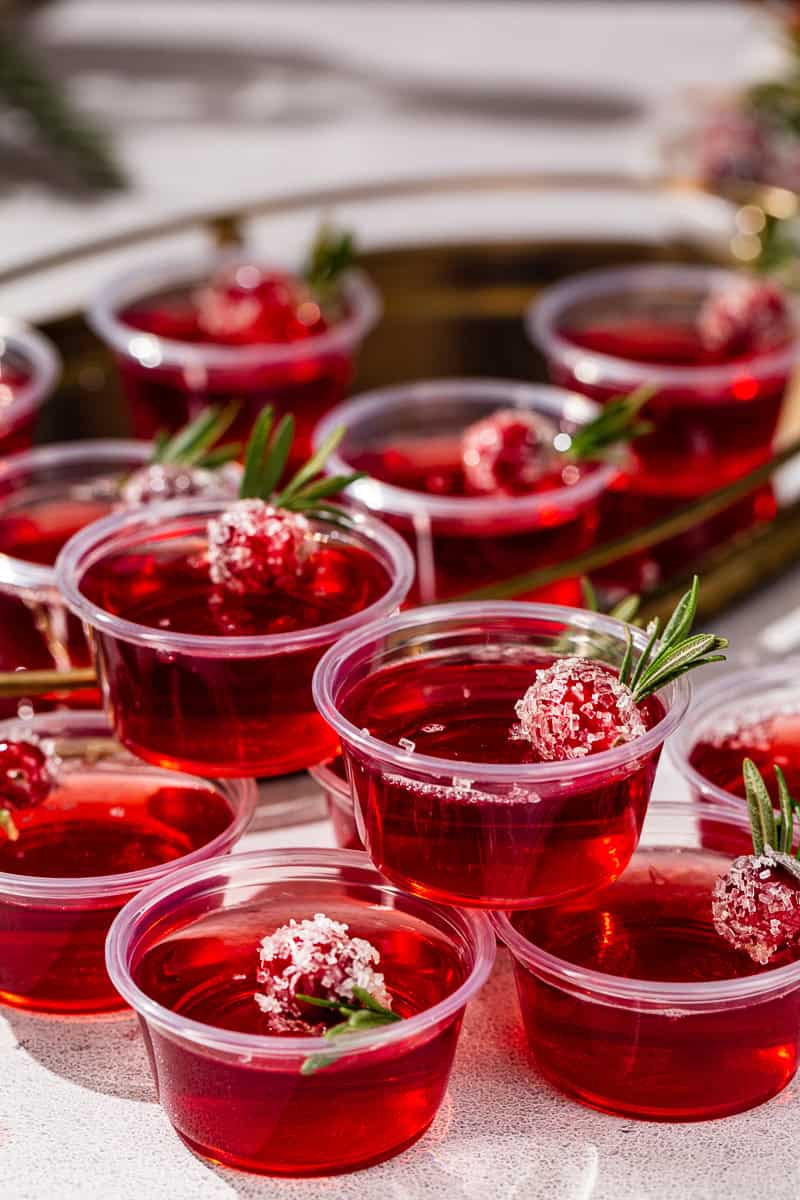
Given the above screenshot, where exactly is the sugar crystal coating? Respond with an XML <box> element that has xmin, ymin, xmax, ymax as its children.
<box><xmin>461</xmin><ymin>408</ymin><xmax>556</xmax><ymax>496</ymax></box>
<box><xmin>514</xmin><ymin>657</ymin><xmax>645</xmax><ymax>762</ymax></box>
<box><xmin>698</xmin><ymin>279</ymin><xmax>792</xmax><ymax>357</ymax></box>
<box><xmin>120</xmin><ymin>462</ymin><xmax>240</xmax><ymax>508</ymax></box>
<box><xmin>712</xmin><ymin>853</ymin><xmax>800</xmax><ymax>965</ymax></box>
<box><xmin>254</xmin><ymin>913</ymin><xmax>392</xmax><ymax>1033</ymax></box>
<box><xmin>0</xmin><ymin>735</ymin><xmax>60</xmax><ymax>811</ymax></box>
<box><xmin>207</xmin><ymin>498</ymin><xmax>312</xmax><ymax>595</ymax></box>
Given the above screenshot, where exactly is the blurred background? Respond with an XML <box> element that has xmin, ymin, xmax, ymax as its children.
<box><xmin>0</xmin><ymin>1</ymin><xmax>791</xmax><ymax>308</ymax></box>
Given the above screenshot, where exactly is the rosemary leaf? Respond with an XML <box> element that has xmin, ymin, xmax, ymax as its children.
<box><xmin>197</xmin><ymin>443</ymin><xmax>243</xmax><ymax>469</ymax></box>
<box><xmin>609</xmin><ymin>594</ymin><xmax>641</xmax><ymax>625</ymax></box>
<box><xmin>659</xmin><ymin>575</ymin><xmax>698</xmax><ymax>652</ymax></box>
<box><xmin>580</xmin><ymin>576</ymin><xmax>599</xmax><ymax>612</ymax></box>
<box><xmin>775</xmin><ymin>765</ymin><xmax>795</xmax><ymax>856</ymax></box>
<box><xmin>240</xmin><ymin>406</ymin><xmax>275</xmax><ymax>499</ymax></box>
<box><xmin>629</xmin><ymin>617</ymin><xmax>660</xmax><ymax>693</ymax></box>
<box><xmin>256</xmin><ymin>414</ymin><xmax>295</xmax><ymax>498</ymax></box>
<box><xmin>282</xmin><ymin>473</ymin><xmax>364</xmax><ymax>507</ymax></box>
<box><xmin>743</xmin><ymin>759</ymin><xmax>767</xmax><ymax>857</ymax></box>
<box><xmin>619</xmin><ymin>626</ymin><xmax>634</xmax><ymax>687</ymax></box>
<box><xmin>566</xmin><ymin>385</ymin><xmax>654</xmax><ymax>462</ymax></box>
<box><xmin>279</xmin><ymin>426</ymin><xmax>346</xmax><ymax>503</ymax></box>
<box><xmin>630</xmin><ymin>634</ymin><xmax>728</xmax><ymax>703</ymax></box>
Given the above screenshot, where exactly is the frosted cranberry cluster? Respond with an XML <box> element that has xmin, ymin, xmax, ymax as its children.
<box><xmin>254</xmin><ymin>913</ymin><xmax>391</xmax><ymax>1035</ymax></box>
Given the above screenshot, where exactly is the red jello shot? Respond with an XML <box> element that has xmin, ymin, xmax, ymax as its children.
<box><xmin>493</xmin><ymin>799</ymin><xmax>800</xmax><ymax>1121</ymax></box>
<box><xmin>0</xmin><ymin>439</ymin><xmax>152</xmax><ymax>713</ymax></box>
<box><xmin>528</xmin><ymin>264</ymin><xmax>797</xmax><ymax>495</ymax></box>
<box><xmin>313</xmin><ymin>602</ymin><xmax>689</xmax><ymax>909</ymax></box>
<box><xmin>56</xmin><ymin>500</ymin><xmax>413</xmax><ymax>777</ymax></box>
<box><xmin>308</xmin><ymin>754</ymin><xmax>361</xmax><ymax>849</ymax></box>
<box><xmin>314</xmin><ymin>380</ymin><xmax>614</xmax><ymax>605</ymax></box>
<box><xmin>105</xmin><ymin>847</ymin><xmax>495</xmax><ymax>1176</ymax></box>
<box><xmin>0</xmin><ymin>319</ymin><xmax>59</xmax><ymax>457</ymax></box>
<box><xmin>670</xmin><ymin>662</ymin><xmax>800</xmax><ymax>851</ymax></box>
<box><xmin>88</xmin><ymin>252</ymin><xmax>381</xmax><ymax>467</ymax></box>
<box><xmin>528</xmin><ymin>265</ymin><xmax>797</xmax><ymax>580</ymax></box>
<box><xmin>0</xmin><ymin>709</ymin><xmax>255</xmax><ymax>1014</ymax></box>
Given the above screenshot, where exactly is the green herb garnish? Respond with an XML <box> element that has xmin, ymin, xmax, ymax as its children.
<box><xmin>565</xmin><ymin>386</ymin><xmax>654</xmax><ymax>463</ymax></box>
<box><xmin>297</xmin><ymin>987</ymin><xmax>402</xmax><ymax>1076</ymax></box>
<box><xmin>238</xmin><ymin>404</ymin><xmax>363</xmax><ymax>514</ymax></box>
<box><xmin>151</xmin><ymin>402</ymin><xmax>241</xmax><ymax>469</ymax></box>
<box><xmin>618</xmin><ymin>575</ymin><xmax>727</xmax><ymax>703</ymax></box>
<box><xmin>304</xmin><ymin>225</ymin><xmax>357</xmax><ymax>310</ymax></box>
<box><xmin>742</xmin><ymin>758</ymin><xmax>800</xmax><ymax>883</ymax></box>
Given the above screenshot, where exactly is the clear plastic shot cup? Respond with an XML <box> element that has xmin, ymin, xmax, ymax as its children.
<box><xmin>526</xmin><ymin>263</ymin><xmax>798</xmax><ymax>497</ymax></box>
<box><xmin>0</xmin><ymin>318</ymin><xmax>60</xmax><ymax>456</ymax></box>
<box><xmin>314</xmin><ymin>378</ymin><xmax>615</xmax><ymax>605</ymax></box>
<box><xmin>105</xmin><ymin>847</ymin><xmax>495</xmax><ymax>1176</ymax></box>
<box><xmin>492</xmin><ymin>799</ymin><xmax>800</xmax><ymax>1122</ymax></box>
<box><xmin>0</xmin><ymin>709</ymin><xmax>255</xmax><ymax>1014</ymax></box>
<box><xmin>56</xmin><ymin>499</ymin><xmax>414</xmax><ymax>777</ymax></box>
<box><xmin>88</xmin><ymin>251</ymin><xmax>381</xmax><ymax>464</ymax></box>
<box><xmin>0</xmin><ymin>439</ymin><xmax>151</xmax><ymax>712</ymax></box>
<box><xmin>313</xmin><ymin>601</ymin><xmax>690</xmax><ymax>909</ymax></box>
<box><xmin>308</xmin><ymin>755</ymin><xmax>361</xmax><ymax>849</ymax></box>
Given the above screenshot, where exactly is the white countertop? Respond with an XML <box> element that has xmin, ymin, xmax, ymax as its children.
<box><xmin>4</xmin><ymin>4</ymin><xmax>800</xmax><ymax>1198</ymax></box>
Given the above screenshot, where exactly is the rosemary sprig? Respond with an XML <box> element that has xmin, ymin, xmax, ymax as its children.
<box><xmin>0</xmin><ymin>35</ymin><xmax>125</xmax><ymax>193</ymax></box>
<box><xmin>304</xmin><ymin>225</ymin><xmax>357</xmax><ymax>310</ymax></box>
<box><xmin>565</xmin><ymin>386</ymin><xmax>654</xmax><ymax>463</ymax></box>
<box><xmin>297</xmin><ymin>987</ymin><xmax>401</xmax><ymax>1076</ymax></box>
<box><xmin>618</xmin><ymin>575</ymin><xmax>727</xmax><ymax>702</ymax></box>
<box><xmin>742</xmin><ymin>758</ymin><xmax>800</xmax><ymax>883</ymax></box>
<box><xmin>239</xmin><ymin>405</ymin><xmax>363</xmax><ymax>511</ymax></box>
<box><xmin>152</xmin><ymin>403</ymin><xmax>241</xmax><ymax>468</ymax></box>
<box><xmin>580</xmin><ymin>576</ymin><xmax>642</xmax><ymax>626</ymax></box>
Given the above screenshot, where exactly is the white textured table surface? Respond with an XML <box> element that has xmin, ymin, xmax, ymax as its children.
<box><xmin>5</xmin><ymin>4</ymin><xmax>800</xmax><ymax>1198</ymax></box>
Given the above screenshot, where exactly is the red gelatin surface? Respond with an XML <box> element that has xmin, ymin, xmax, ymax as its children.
<box><xmin>0</xmin><ymin>497</ymin><xmax>114</xmax><ymax>709</ymax></box>
<box><xmin>131</xmin><ymin>901</ymin><xmax>467</xmax><ymax>1175</ymax></box>
<box><xmin>554</xmin><ymin>321</ymin><xmax>788</xmax><ymax>497</ymax></box>
<box><xmin>348</xmin><ymin>436</ymin><xmax>601</xmax><ymax>606</ymax></box>
<box><xmin>690</xmin><ymin>709</ymin><xmax>800</xmax><ymax>800</ymax></box>
<box><xmin>0</xmin><ymin>772</ymin><xmax>235</xmax><ymax>1013</ymax></box>
<box><xmin>78</xmin><ymin>530</ymin><xmax>393</xmax><ymax>777</ymax></box>
<box><xmin>115</xmin><ymin>274</ymin><xmax>359</xmax><ymax>469</ymax></box>
<box><xmin>508</xmin><ymin>846</ymin><xmax>800</xmax><ymax>1120</ymax></box>
<box><xmin>340</xmin><ymin>654</ymin><xmax>663</xmax><ymax>908</ymax></box>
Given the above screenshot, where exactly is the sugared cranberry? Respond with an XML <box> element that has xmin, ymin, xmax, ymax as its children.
<box><xmin>120</xmin><ymin>461</ymin><xmax>241</xmax><ymax>508</ymax></box>
<box><xmin>207</xmin><ymin>499</ymin><xmax>312</xmax><ymax>595</ymax></box>
<box><xmin>712</xmin><ymin>852</ymin><xmax>800</xmax><ymax>965</ymax></box>
<box><xmin>514</xmin><ymin>657</ymin><xmax>646</xmax><ymax>762</ymax></box>
<box><xmin>194</xmin><ymin>265</ymin><xmax>327</xmax><ymax>346</ymax></box>
<box><xmin>254</xmin><ymin>913</ymin><xmax>391</xmax><ymax>1035</ymax></box>
<box><xmin>698</xmin><ymin>279</ymin><xmax>793</xmax><ymax>357</ymax></box>
<box><xmin>461</xmin><ymin>408</ymin><xmax>556</xmax><ymax>496</ymax></box>
<box><xmin>0</xmin><ymin>737</ymin><xmax>58</xmax><ymax>811</ymax></box>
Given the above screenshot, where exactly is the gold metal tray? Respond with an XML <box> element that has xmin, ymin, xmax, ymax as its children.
<box><xmin>6</xmin><ymin>171</ymin><xmax>800</xmax><ymax>625</ymax></box>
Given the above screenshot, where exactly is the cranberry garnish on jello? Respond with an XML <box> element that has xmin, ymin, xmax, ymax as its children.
<box><xmin>57</xmin><ymin>407</ymin><xmax>413</xmax><ymax>776</ymax></box>
<box><xmin>253</xmin><ymin>912</ymin><xmax>400</xmax><ymax>1071</ymax></box>
<box><xmin>713</xmin><ymin>758</ymin><xmax>800</xmax><ymax>965</ymax></box>
<box><xmin>698</xmin><ymin>278</ymin><xmax>793</xmax><ymax>359</ymax></box>
<box><xmin>315</xmin><ymin>578</ymin><xmax>725</xmax><ymax>908</ymax></box>
<box><xmin>0</xmin><ymin>733</ymin><xmax>59</xmax><ymax>841</ymax></box>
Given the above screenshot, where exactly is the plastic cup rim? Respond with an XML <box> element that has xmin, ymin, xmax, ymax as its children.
<box><xmin>526</xmin><ymin>261</ymin><xmax>800</xmax><ymax>389</ymax></box>
<box><xmin>0</xmin><ymin>709</ymin><xmax>256</xmax><ymax>901</ymax></box>
<box><xmin>0</xmin><ymin>317</ymin><xmax>61</xmax><ymax>430</ymax></box>
<box><xmin>312</xmin><ymin>599</ymin><xmax>691</xmax><ymax>785</ymax></box>
<box><xmin>313</xmin><ymin>377</ymin><xmax>616</xmax><ymax>521</ymax></box>
<box><xmin>668</xmin><ymin>658</ymin><xmax>800</xmax><ymax>809</ymax></box>
<box><xmin>55</xmin><ymin>498</ymin><xmax>415</xmax><ymax>657</ymax></box>
<box><xmin>105</xmin><ymin>845</ymin><xmax>496</xmax><ymax>1060</ymax></box>
<box><xmin>0</xmin><ymin>438</ymin><xmax>152</xmax><ymax>595</ymax></box>
<box><xmin>308</xmin><ymin>758</ymin><xmax>350</xmax><ymax>806</ymax></box>
<box><xmin>491</xmin><ymin>797</ymin><xmax>800</xmax><ymax>1008</ymax></box>
<box><xmin>87</xmin><ymin>251</ymin><xmax>382</xmax><ymax>369</ymax></box>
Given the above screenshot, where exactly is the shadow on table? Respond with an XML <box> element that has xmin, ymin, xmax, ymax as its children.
<box><xmin>2</xmin><ymin>1005</ymin><xmax>156</xmax><ymax>1103</ymax></box>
